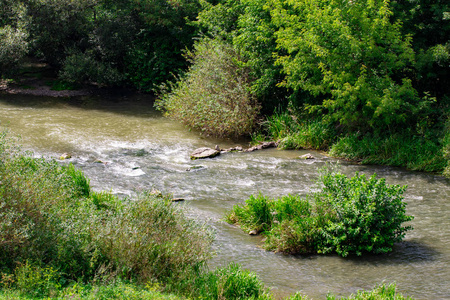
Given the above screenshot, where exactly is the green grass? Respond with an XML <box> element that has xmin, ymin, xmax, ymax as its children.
<box><xmin>263</xmin><ymin>112</ymin><xmax>336</xmax><ymax>150</ymax></box>
<box><xmin>329</xmin><ymin>133</ymin><xmax>447</xmax><ymax>173</ymax></box>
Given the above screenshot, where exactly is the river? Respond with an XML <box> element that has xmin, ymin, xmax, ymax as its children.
<box><xmin>1</xmin><ymin>93</ymin><xmax>449</xmax><ymax>299</ymax></box>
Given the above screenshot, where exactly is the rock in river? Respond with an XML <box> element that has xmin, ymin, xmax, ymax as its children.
<box><xmin>59</xmin><ymin>153</ymin><xmax>72</xmax><ymax>160</ymax></box>
<box><xmin>299</xmin><ymin>153</ymin><xmax>315</xmax><ymax>160</ymax></box>
<box><xmin>190</xmin><ymin>147</ymin><xmax>220</xmax><ymax>160</ymax></box>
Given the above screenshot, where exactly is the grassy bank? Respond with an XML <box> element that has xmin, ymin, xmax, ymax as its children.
<box><xmin>260</xmin><ymin>112</ymin><xmax>450</xmax><ymax>177</ymax></box>
<box><xmin>0</xmin><ymin>131</ymin><xmax>416</xmax><ymax>299</ymax></box>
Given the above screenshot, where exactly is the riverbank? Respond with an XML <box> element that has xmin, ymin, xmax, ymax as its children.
<box><xmin>258</xmin><ymin>112</ymin><xmax>450</xmax><ymax>178</ymax></box>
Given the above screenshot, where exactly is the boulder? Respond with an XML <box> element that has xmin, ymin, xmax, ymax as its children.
<box><xmin>299</xmin><ymin>153</ymin><xmax>315</xmax><ymax>159</ymax></box>
<box><xmin>190</xmin><ymin>147</ymin><xmax>220</xmax><ymax>160</ymax></box>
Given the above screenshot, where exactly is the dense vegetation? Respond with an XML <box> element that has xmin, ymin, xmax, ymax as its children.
<box><xmin>1</xmin><ymin>0</ymin><xmax>449</xmax><ymax>175</ymax></box>
<box><xmin>227</xmin><ymin>168</ymin><xmax>413</xmax><ymax>256</ymax></box>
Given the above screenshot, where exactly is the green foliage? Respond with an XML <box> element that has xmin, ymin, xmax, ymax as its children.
<box><xmin>156</xmin><ymin>38</ymin><xmax>260</xmax><ymax>137</ymax></box>
<box><xmin>92</xmin><ymin>192</ymin><xmax>214</xmax><ymax>284</ymax></box>
<box><xmin>0</xmin><ymin>279</ymin><xmax>182</xmax><ymax>300</ymax></box>
<box><xmin>315</xmin><ymin>170</ymin><xmax>413</xmax><ymax>256</ymax></box>
<box><xmin>196</xmin><ymin>0</ymin><xmax>288</xmax><ymax>113</ymax></box>
<box><xmin>13</xmin><ymin>262</ymin><xmax>61</xmax><ymax>298</ymax></box>
<box><xmin>0</xmin><ymin>1</ymin><xmax>28</xmax><ymax>76</ymax></box>
<box><xmin>265</xmin><ymin>112</ymin><xmax>336</xmax><ymax>150</ymax></box>
<box><xmin>329</xmin><ymin>132</ymin><xmax>447</xmax><ymax>173</ymax></box>
<box><xmin>269</xmin><ymin>0</ymin><xmax>420</xmax><ymax>132</ymax></box>
<box><xmin>392</xmin><ymin>0</ymin><xmax>450</xmax><ymax>98</ymax></box>
<box><xmin>59</xmin><ymin>51</ymin><xmax>125</xmax><ymax>86</ymax></box>
<box><xmin>192</xmin><ymin>263</ymin><xmax>271</xmax><ymax>300</ymax></box>
<box><xmin>226</xmin><ymin>168</ymin><xmax>413</xmax><ymax>256</ymax></box>
<box><xmin>326</xmin><ymin>283</ymin><xmax>413</xmax><ymax>300</ymax></box>
<box><xmin>226</xmin><ymin>194</ymin><xmax>273</xmax><ymax>233</ymax></box>
<box><xmin>26</xmin><ymin>0</ymin><xmax>97</xmax><ymax>66</ymax></box>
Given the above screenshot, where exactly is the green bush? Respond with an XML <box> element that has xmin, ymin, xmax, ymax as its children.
<box><xmin>91</xmin><ymin>192</ymin><xmax>214</xmax><ymax>284</ymax></box>
<box><xmin>315</xmin><ymin>170</ymin><xmax>413</xmax><ymax>256</ymax></box>
<box><xmin>226</xmin><ymin>169</ymin><xmax>413</xmax><ymax>256</ymax></box>
<box><xmin>13</xmin><ymin>262</ymin><xmax>61</xmax><ymax>298</ymax></box>
<box><xmin>226</xmin><ymin>194</ymin><xmax>273</xmax><ymax>234</ymax></box>
<box><xmin>59</xmin><ymin>51</ymin><xmax>125</xmax><ymax>86</ymax></box>
<box><xmin>156</xmin><ymin>38</ymin><xmax>260</xmax><ymax>138</ymax></box>
<box><xmin>0</xmin><ymin>25</ymin><xmax>28</xmax><ymax>76</ymax></box>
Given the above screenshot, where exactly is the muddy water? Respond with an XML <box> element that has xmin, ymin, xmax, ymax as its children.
<box><xmin>1</xmin><ymin>93</ymin><xmax>449</xmax><ymax>299</ymax></box>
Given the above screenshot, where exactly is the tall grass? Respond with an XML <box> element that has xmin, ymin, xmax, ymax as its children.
<box><xmin>329</xmin><ymin>132</ymin><xmax>447</xmax><ymax>173</ymax></box>
<box><xmin>264</xmin><ymin>112</ymin><xmax>336</xmax><ymax>150</ymax></box>
<box><xmin>263</xmin><ymin>111</ymin><xmax>449</xmax><ymax>176</ymax></box>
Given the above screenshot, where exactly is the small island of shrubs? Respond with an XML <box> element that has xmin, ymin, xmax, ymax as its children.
<box><xmin>226</xmin><ymin>168</ymin><xmax>413</xmax><ymax>257</ymax></box>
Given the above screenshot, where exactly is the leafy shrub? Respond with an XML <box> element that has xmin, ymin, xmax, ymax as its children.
<box><xmin>226</xmin><ymin>169</ymin><xmax>413</xmax><ymax>256</ymax></box>
<box><xmin>315</xmin><ymin>170</ymin><xmax>413</xmax><ymax>256</ymax></box>
<box><xmin>59</xmin><ymin>51</ymin><xmax>125</xmax><ymax>86</ymax></box>
<box><xmin>156</xmin><ymin>38</ymin><xmax>260</xmax><ymax>138</ymax></box>
<box><xmin>92</xmin><ymin>192</ymin><xmax>214</xmax><ymax>284</ymax></box>
<box><xmin>13</xmin><ymin>262</ymin><xmax>61</xmax><ymax>298</ymax></box>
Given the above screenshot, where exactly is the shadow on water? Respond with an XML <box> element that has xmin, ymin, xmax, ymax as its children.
<box><xmin>342</xmin><ymin>240</ymin><xmax>440</xmax><ymax>266</ymax></box>
<box><xmin>0</xmin><ymin>91</ymin><xmax>159</xmax><ymax>119</ymax></box>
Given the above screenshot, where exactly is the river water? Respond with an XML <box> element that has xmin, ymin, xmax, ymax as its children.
<box><xmin>1</xmin><ymin>93</ymin><xmax>449</xmax><ymax>299</ymax></box>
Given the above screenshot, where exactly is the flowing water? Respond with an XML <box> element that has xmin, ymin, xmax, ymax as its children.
<box><xmin>1</xmin><ymin>93</ymin><xmax>449</xmax><ymax>299</ymax></box>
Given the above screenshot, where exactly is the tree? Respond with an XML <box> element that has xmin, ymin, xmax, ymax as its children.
<box><xmin>268</xmin><ymin>0</ymin><xmax>421</xmax><ymax>132</ymax></box>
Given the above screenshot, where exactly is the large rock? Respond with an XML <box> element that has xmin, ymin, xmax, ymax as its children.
<box><xmin>190</xmin><ymin>147</ymin><xmax>220</xmax><ymax>160</ymax></box>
